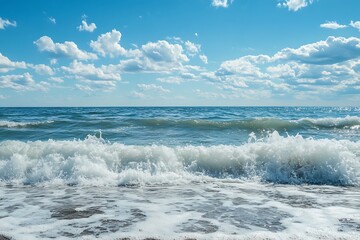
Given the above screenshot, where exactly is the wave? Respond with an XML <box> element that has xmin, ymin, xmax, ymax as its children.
<box><xmin>0</xmin><ymin>120</ymin><xmax>54</xmax><ymax>128</ymax></box>
<box><xmin>1</xmin><ymin>132</ymin><xmax>359</xmax><ymax>186</ymax></box>
<box><xmin>131</xmin><ymin>116</ymin><xmax>360</xmax><ymax>131</ymax></box>
<box><xmin>299</xmin><ymin>116</ymin><xmax>360</xmax><ymax>129</ymax></box>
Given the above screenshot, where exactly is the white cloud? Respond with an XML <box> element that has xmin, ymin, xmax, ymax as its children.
<box><xmin>34</xmin><ymin>36</ymin><xmax>97</xmax><ymax>60</ymax></box>
<box><xmin>217</xmin><ymin>57</ymin><xmax>268</xmax><ymax>78</ymax></box>
<box><xmin>207</xmin><ymin>36</ymin><xmax>360</xmax><ymax>98</ymax></box>
<box><xmin>50</xmin><ymin>59</ymin><xmax>58</xmax><ymax>65</ymax></box>
<box><xmin>77</xmin><ymin>19</ymin><xmax>97</xmax><ymax>32</ymax></box>
<box><xmin>350</xmin><ymin>21</ymin><xmax>360</xmax><ymax>31</ymax></box>
<box><xmin>0</xmin><ymin>17</ymin><xmax>16</xmax><ymax>30</ymax></box>
<box><xmin>212</xmin><ymin>0</ymin><xmax>232</xmax><ymax>8</ymax></box>
<box><xmin>49</xmin><ymin>77</ymin><xmax>64</xmax><ymax>83</ymax></box>
<box><xmin>61</xmin><ymin>60</ymin><xmax>121</xmax><ymax>81</ymax></box>
<box><xmin>132</xmin><ymin>84</ymin><xmax>171</xmax><ymax>99</ymax></box>
<box><xmin>320</xmin><ymin>21</ymin><xmax>347</xmax><ymax>29</ymax></box>
<box><xmin>137</xmin><ymin>83</ymin><xmax>170</xmax><ymax>93</ymax></box>
<box><xmin>90</xmin><ymin>29</ymin><xmax>137</xmax><ymax>58</ymax></box>
<box><xmin>119</xmin><ymin>40</ymin><xmax>189</xmax><ymax>73</ymax></box>
<box><xmin>49</xmin><ymin>17</ymin><xmax>56</xmax><ymax>24</ymax></box>
<box><xmin>89</xmin><ymin>34</ymin><xmax>203</xmax><ymax>77</ymax></box>
<box><xmin>194</xmin><ymin>89</ymin><xmax>236</xmax><ymax>99</ymax></box>
<box><xmin>156</xmin><ymin>76</ymin><xmax>183</xmax><ymax>84</ymax></box>
<box><xmin>60</xmin><ymin>61</ymin><xmax>120</xmax><ymax>91</ymax></box>
<box><xmin>266</xmin><ymin>63</ymin><xmax>298</xmax><ymax>78</ymax></box>
<box><xmin>199</xmin><ymin>54</ymin><xmax>208</xmax><ymax>64</ymax></box>
<box><xmin>0</xmin><ymin>53</ymin><xmax>27</xmax><ymax>73</ymax></box>
<box><xmin>277</xmin><ymin>0</ymin><xmax>313</xmax><ymax>11</ymax></box>
<box><xmin>131</xmin><ymin>91</ymin><xmax>146</xmax><ymax>99</ymax></box>
<box><xmin>185</xmin><ymin>41</ymin><xmax>201</xmax><ymax>56</ymax></box>
<box><xmin>142</xmin><ymin>40</ymin><xmax>189</xmax><ymax>63</ymax></box>
<box><xmin>76</xmin><ymin>84</ymin><xmax>93</xmax><ymax>92</ymax></box>
<box><xmin>0</xmin><ymin>73</ymin><xmax>47</xmax><ymax>91</ymax></box>
<box><xmin>275</xmin><ymin>36</ymin><xmax>360</xmax><ymax>64</ymax></box>
<box><xmin>30</xmin><ymin>64</ymin><xmax>54</xmax><ymax>75</ymax></box>
<box><xmin>0</xmin><ymin>94</ymin><xmax>6</xmax><ymax>100</ymax></box>
<box><xmin>75</xmin><ymin>79</ymin><xmax>116</xmax><ymax>92</ymax></box>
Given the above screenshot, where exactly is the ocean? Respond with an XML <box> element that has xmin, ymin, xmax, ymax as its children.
<box><xmin>0</xmin><ymin>107</ymin><xmax>360</xmax><ymax>239</ymax></box>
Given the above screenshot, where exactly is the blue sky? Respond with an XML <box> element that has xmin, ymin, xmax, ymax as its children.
<box><xmin>1</xmin><ymin>0</ymin><xmax>360</xmax><ymax>106</ymax></box>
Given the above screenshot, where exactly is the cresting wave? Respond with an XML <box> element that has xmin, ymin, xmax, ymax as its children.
<box><xmin>1</xmin><ymin>131</ymin><xmax>359</xmax><ymax>186</ymax></box>
<box><xmin>0</xmin><ymin>120</ymin><xmax>54</xmax><ymax>128</ymax></box>
<box><xmin>133</xmin><ymin>116</ymin><xmax>360</xmax><ymax>130</ymax></box>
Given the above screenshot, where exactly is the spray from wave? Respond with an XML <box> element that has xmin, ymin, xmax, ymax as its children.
<box><xmin>0</xmin><ymin>131</ymin><xmax>359</xmax><ymax>186</ymax></box>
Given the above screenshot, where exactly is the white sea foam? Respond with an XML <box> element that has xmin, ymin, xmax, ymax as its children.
<box><xmin>0</xmin><ymin>182</ymin><xmax>359</xmax><ymax>239</ymax></box>
<box><xmin>1</xmin><ymin>132</ymin><xmax>359</xmax><ymax>186</ymax></box>
<box><xmin>0</xmin><ymin>120</ymin><xmax>54</xmax><ymax>128</ymax></box>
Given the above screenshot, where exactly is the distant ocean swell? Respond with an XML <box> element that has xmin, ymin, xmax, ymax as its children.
<box><xmin>131</xmin><ymin>116</ymin><xmax>360</xmax><ymax>130</ymax></box>
<box><xmin>1</xmin><ymin>116</ymin><xmax>360</xmax><ymax>131</ymax></box>
<box><xmin>1</xmin><ymin>131</ymin><xmax>359</xmax><ymax>186</ymax></box>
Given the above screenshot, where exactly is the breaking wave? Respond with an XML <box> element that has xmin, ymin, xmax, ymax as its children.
<box><xmin>1</xmin><ymin>131</ymin><xmax>359</xmax><ymax>186</ymax></box>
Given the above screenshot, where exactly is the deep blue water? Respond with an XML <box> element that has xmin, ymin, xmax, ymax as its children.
<box><xmin>1</xmin><ymin>107</ymin><xmax>360</xmax><ymax>145</ymax></box>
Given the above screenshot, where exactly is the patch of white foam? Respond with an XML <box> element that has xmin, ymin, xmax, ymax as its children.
<box><xmin>0</xmin><ymin>183</ymin><xmax>360</xmax><ymax>239</ymax></box>
<box><xmin>350</xmin><ymin>125</ymin><xmax>360</xmax><ymax>130</ymax></box>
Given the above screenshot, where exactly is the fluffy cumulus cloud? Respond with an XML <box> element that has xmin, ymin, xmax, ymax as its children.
<box><xmin>277</xmin><ymin>0</ymin><xmax>313</xmax><ymax>11</ymax></box>
<box><xmin>275</xmin><ymin>36</ymin><xmax>360</xmax><ymax>65</ymax></box>
<box><xmin>0</xmin><ymin>17</ymin><xmax>16</xmax><ymax>30</ymax></box>
<box><xmin>211</xmin><ymin>0</ymin><xmax>232</xmax><ymax>8</ymax></box>
<box><xmin>30</xmin><ymin>64</ymin><xmax>54</xmax><ymax>75</ymax></box>
<box><xmin>142</xmin><ymin>40</ymin><xmax>188</xmax><ymax>63</ymax></box>
<box><xmin>217</xmin><ymin>55</ymin><xmax>271</xmax><ymax>77</ymax></box>
<box><xmin>119</xmin><ymin>40</ymin><xmax>190</xmax><ymax>73</ymax></box>
<box><xmin>60</xmin><ymin>60</ymin><xmax>121</xmax><ymax>92</ymax></box>
<box><xmin>210</xmin><ymin>36</ymin><xmax>360</xmax><ymax>98</ymax></box>
<box><xmin>77</xmin><ymin>19</ymin><xmax>97</xmax><ymax>32</ymax></box>
<box><xmin>89</xmin><ymin>32</ymin><xmax>203</xmax><ymax>75</ymax></box>
<box><xmin>90</xmin><ymin>30</ymin><xmax>136</xmax><ymax>57</ymax></box>
<box><xmin>0</xmin><ymin>73</ymin><xmax>48</xmax><ymax>91</ymax></box>
<box><xmin>34</xmin><ymin>36</ymin><xmax>97</xmax><ymax>60</ymax></box>
<box><xmin>61</xmin><ymin>60</ymin><xmax>121</xmax><ymax>81</ymax></box>
<box><xmin>0</xmin><ymin>53</ymin><xmax>27</xmax><ymax>73</ymax></box>
<box><xmin>320</xmin><ymin>21</ymin><xmax>347</xmax><ymax>29</ymax></box>
<box><xmin>350</xmin><ymin>21</ymin><xmax>360</xmax><ymax>31</ymax></box>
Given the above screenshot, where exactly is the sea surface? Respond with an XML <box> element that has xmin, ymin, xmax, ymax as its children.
<box><xmin>0</xmin><ymin>107</ymin><xmax>360</xmax><ymax>239</ymax></box>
